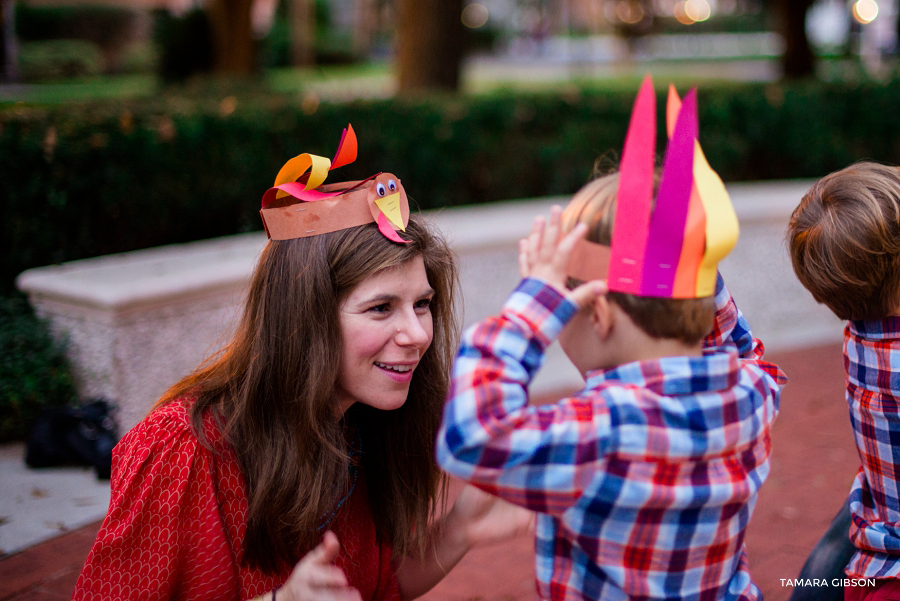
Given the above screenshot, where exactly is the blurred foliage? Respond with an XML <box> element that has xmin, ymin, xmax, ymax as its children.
<box><xmin>15</xmin><ymin>4</ymin><xmax>140</xmax><ymax>45</ymax></box>
<box><xmin>3</xmin><ymin>79</ymin><xmax>900</xmax><ymax>295</ymax></box>
<box><xmin>262</xmin><ymin>0</ymin><xmax>360</xmax><ymax>68</ymax></box>
<box><xmin>19</xmin><ymin>40</ymin><xmax>106</xmax><ymax>81</ymax></box>
<box><xmin>655</xmin><ymin>13</ymin><xmax>770</xmax><ymax>35</ymax></box>
<box><xmin>154</xmin><ymin>8</ymin><xmax>214</xmax><ymax>82</ymax></box>
<box><xmin>0</xmin><ymin>294</ymin><xmax>77</xmax><ymax>442</ymax></box>
<box><xmin>466</xmin><ymin>25</ymin><xmax>500</xmax><ymax>53</ymax></box>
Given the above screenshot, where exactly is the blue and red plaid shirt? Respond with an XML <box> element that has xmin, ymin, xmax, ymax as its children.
<box><xmin>437</xmin><ymin>275</ymin><xmax>786</xmax><ymax>601</ymax></box>
<box><xmin>845</xmin><ymin>317</ymin><xmax>900</xmax><ymax>579</ymax></box>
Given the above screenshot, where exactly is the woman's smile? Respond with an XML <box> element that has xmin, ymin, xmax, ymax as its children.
<box><xmin>374</xmin><ymin>361</ymin><xmax>417</xmax><ymax>382</ymax></box>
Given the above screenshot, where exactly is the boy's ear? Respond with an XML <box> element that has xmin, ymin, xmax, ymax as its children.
<box><xmin>590</xmin><ymin>293</ymin><xmax>614</xmax><ymax>340</ymax></box>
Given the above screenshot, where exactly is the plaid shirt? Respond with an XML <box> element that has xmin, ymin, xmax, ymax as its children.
<box><xmin>437</xmin><ymin>276</ymin><xmax>786</xmax><ymax>601</ymax></box>
<box><xmin>845</xmin><ymin>317</ymin><xmax>900</xmax><ymax>579</ymax></box>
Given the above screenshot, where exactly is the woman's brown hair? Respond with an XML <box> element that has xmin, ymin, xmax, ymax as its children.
<box><xmin>789</xmin><ymin>161</ymin><xmax>900</xmax><ymax>320</ymax></box>
<box><xmin>562</xmin><ymin>172</ymin><xmax>716</xmax><ymax>344</ymax></box>
<box><xmin>158</xmin><ymin>215</ymin><xmax>458</xmax><ymax>573</ymax></box>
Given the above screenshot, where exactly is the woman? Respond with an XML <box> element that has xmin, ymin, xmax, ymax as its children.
<box><xmin>73</xmin><ymin>132</ymin><xmax>531</xmax><ymax>601</ymax></box>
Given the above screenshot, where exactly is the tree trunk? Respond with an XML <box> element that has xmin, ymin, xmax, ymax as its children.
<box><xmin>353</xmin><ymin>0</ymin><xmax>378</xmax><ymax>58</ymax></box>
<box><xmin>206</xmin><ymin>0</ymin><xmax>257</xmax><ymax>75</ymax></box>
<box><xmin>289</xmin><ymin>0</ymin><xmax>315</xmax><ymax>66</ymax></box>
<box><xmin>0</xmin><ymin>0</ymin><xmax>18</xmax><ymax>83</ymax></box>
<box><xmin>773</xmin><ymin>0</ymin><xmax>816</xmax><ymax>78</ymax></box>
<box><xmin>396</xmin><ymin>0</ymin><xmax>464</xmax><ymax>94</ymax></box>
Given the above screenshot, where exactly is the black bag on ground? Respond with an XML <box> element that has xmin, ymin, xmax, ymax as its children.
<box><xmin>25</xmin><ymin>399</ymin><xmax>119</xmax><ymax>479</ymax></box>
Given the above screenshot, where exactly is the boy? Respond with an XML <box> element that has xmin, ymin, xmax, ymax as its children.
<box><xmin>788</xmin><ymin>161</ymin><xmax>900</xmax><ymax>601</ymax></box>
<box><xmin>437</xmin><ymin>78</ymin><xmax>787</xmax><ymax>600</ymax></box>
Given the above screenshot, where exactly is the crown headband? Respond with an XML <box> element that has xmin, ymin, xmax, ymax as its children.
<box><xmin>260</xmin><ymin>124</ymin><xmax>410</xmax><ymax>244</ymax></box>
<box><xmin>565</xmin><ymin>76</ymin><xmax>739</xmax><ymax>298</ymax></box>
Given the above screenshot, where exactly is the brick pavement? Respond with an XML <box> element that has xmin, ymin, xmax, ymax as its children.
<box><xmin>0</xmin><ymin>342</ymin><xmax>856</xmax><ymax>601</ymax></box>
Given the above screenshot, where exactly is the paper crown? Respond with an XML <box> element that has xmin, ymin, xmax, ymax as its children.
<box><xmin>260</xmin><ymin>124</ymin><xmax>410</xmax><ymax>244</ymax></box>
<box><xmin>565</xmin><ymin>76</ymin><xmax>739</xmax><ymax>298</ymax></box>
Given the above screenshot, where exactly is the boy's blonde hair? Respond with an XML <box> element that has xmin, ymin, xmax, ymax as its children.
<box><xmin>788</xmin><ymin>162</ymin><xmax>900</xmax><ymax>321</ymax></box>
<box><xmin>562</xmin><ymin>172</ymin><xmax>716</xmax><ymax>344</ymax></box>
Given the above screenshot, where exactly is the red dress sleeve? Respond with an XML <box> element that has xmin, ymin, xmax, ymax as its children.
<box><xmin>72</xmin><ymin>402</ymin><xmax>240</xmax><ymax>601</ymax></box>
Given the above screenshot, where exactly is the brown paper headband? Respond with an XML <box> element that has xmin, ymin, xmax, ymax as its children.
<box><xmin>260</xmin><ymin>125</ymin><xmax>411</xmax><ymax>244</ymax></box>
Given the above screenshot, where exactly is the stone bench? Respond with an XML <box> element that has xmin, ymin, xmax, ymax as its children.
<box><xmin>17</xmin><ymin>180</ymin><xmax>839</xmax><ymax>433</ymax></box>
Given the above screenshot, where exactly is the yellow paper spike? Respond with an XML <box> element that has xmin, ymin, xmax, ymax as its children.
<box><xmin>666</xmin><ymin>85</ymin><xmax>682</xmax><ymax>140</ymax></box>
<box><xmin>375</xmin><ymin>193</ymin><xmax>405</xmax><ymax>231</ymax></box>
<box><xmin>693</xmin><ymin>141</ymin><xmax>738</xmax><ymax>296</ymax></box>
<box><xmin>273</xmin><ymin>153</ymin><xmax>332</xmax><ymax>199</ymax></box>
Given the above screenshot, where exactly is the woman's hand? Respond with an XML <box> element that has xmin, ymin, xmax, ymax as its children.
<box><xmin>446</xmin><ymin>484</ymin><xmax>535</xmax><ymax>549</ymax></box>
<box><xmin>277</xmin><ymin>531</ymin><xmax>361</xmax><ymax>601</ymax></box>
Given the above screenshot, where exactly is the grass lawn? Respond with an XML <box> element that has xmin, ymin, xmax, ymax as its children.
<box><xmin>0</xmin><ymin>54</ymin><xmax>872</xmax><ymax>108</ymax></box>
<box><xmin>0</xmin><ymin>73</ymin><xmax>159</xmax><ymax>105</ymax></box>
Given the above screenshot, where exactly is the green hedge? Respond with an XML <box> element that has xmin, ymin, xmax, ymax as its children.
<box><xmin>19</xmin><ymin>39</ymin><xmax>106</xmax><ymax>82</ymax></box>
<box><xmin>4</xmin><ymin>80</ymin><xmax>900</xmax><ymax>292</ymax></box>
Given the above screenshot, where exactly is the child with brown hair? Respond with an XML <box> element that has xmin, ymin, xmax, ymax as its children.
<box><xmin>789</xmin><ymin>161</ymin><xmax>900</xmax><ymax>601</ymax></box>
<box><xmin>437</xmin><ymin>79</ymin><xmax>787</xmax><ymax>601</ymax></box>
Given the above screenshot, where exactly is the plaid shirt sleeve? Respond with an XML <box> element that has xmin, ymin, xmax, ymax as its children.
<box><xmin>437</xmin><ymin>277</ymin><xmax>608</xmax><ymax>515</ymax></box>
<box><xmin>704</xmin><ymin>274</ymin><xmax>788</xmax><ymax>387</ymax></box>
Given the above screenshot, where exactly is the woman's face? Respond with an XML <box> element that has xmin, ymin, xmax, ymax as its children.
<box><xmin>336</xmin><ymin>256</ymin><xmax>435</xmax><ymax>414</ymax></box>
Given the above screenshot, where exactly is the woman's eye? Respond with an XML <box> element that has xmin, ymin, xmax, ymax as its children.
<box><xmin>376</xmin><ymin>183</ymin><xmax>386</xmax><ymax>197</ymax></box>
<box><xmin>368</xmin><ymin>303</ymin><xmax>390</xmax><ymax>314</ymax></box>
<box><xmin>388</xmin><ymin>179</ymin><xmax>397</xmax><ymax>191</ymax></box>
<box><xmin>415</xmin><ymin>297</ymin><xmax>433</xmax><ymax>311</ymax></box>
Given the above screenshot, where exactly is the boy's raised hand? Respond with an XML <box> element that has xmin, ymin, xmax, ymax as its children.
<box><xmin>519</xmin><ymin>205</ymin><xmax>607</xmax><ymax>310</ymax></box>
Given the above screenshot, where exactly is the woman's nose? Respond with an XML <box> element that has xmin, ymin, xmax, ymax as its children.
<box><xmin>395</xmin><ymin>312</ymin><xmax>431</xmax><ymax>347</ymax></box>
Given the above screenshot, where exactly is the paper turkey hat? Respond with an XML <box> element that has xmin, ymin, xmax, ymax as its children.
<box><xmin>565</xmin><ymin>76</ymin><xmax>739</xmax><ymax>298</ymax></box>
<box><xmin>260</xmin><ymin>125</ymin><xmax>410</xmax><ymax>244</ymax></box>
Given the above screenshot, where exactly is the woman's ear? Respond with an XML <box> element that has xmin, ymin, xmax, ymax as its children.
<box><xmin>590</xmin><ymin>294</ymin><xmax>614</xmax><ymax>340</ymax></box>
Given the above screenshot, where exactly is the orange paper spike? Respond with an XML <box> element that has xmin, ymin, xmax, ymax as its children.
<box><xmin>671</xmin><ymin>183</ymin><xmax>706</xmax><ymax>298</ymax></box>
<box><xmin>666</xmin><ymin>85</ymin><xmax>681</xmax><ymax>140</ymax></box>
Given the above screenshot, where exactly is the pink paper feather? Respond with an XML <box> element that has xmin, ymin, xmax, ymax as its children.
<box><xmin>608</xmin><ymin>75</ymin><xmax>656</xmax><ymax>295</ymax></box>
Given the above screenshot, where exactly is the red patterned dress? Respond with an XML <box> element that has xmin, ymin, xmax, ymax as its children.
<box><xmin>72</xmin><ymin>397</ymin><xmax>401</xmax><ymax>601</ymax></box>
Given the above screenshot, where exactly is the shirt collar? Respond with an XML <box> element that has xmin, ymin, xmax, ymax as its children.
<box><xmin>583</xmin><ymin>349</ymin><xmax>740</xmax><ymax>396</ymax></box>
<box><xmin>848</xmin><ymin>316</ymin><xmax>900</xmax><ymax>340</ymax></box>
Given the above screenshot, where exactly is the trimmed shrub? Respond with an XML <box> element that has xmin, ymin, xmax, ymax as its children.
<box><xmin>0</xmin><ymin>294</ymin><xmax>77</xmax><ymax>442</ymax></box>
<box><xmin>18</xmin><ymin>39</ymin><xmax>105</xmax><ymax>81</ymax></box>
<box><xmin>15</xmin><ymin>4</ymin><xmax>147</xmax><ymax>75</ymax></box>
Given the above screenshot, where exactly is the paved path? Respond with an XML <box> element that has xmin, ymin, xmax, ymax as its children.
<box><xmin>0</xmin><ymin>342</ymin><xmax>855</xmax><ymax>601</ymax></box>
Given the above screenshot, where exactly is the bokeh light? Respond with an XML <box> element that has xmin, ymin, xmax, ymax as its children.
<box><xmin>616</xmin><ymin>0</ymin><xmax>645</xmax><ymax>24</ymax></box>
<box><xmin>852</xmin><ymin>0</ymin><xmax>878</xmax><ymax>24</ymax></box>
<box><xmin>685</xmin><ymin>0</ymin><xmax>711</xmax><ymax>22</ymax></box>
<box><xmin>461</xmin><ymin>3</ymin><xmax>490</xmax><ymax>28</ymax></box>
<box><xmin>674</xmin><ymin>0</ymin><xmax>691</xmax><ymax>24</ymax></box>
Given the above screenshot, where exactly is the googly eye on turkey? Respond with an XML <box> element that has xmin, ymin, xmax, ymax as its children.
<box><xmin>376</xmin><ymin>183</ymin><xmax>386</xmax><ymax>196</ymax></box>
<box><xmin>388</xmin><ymin>179</ymin><xmax>397</xmax><ymax>192</ymax></box>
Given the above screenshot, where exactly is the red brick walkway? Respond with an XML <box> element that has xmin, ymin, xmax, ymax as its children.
<box><xmin>0</xmin><ymin>343</ymin><xmax>855</xmax><ymax>601</ymax></box>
